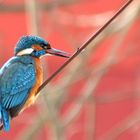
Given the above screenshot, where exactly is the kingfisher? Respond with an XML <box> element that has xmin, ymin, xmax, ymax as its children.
<box><xmin>0</xmin><ymin>35</ymin><xmax>70</xmax><ymax>131</ymax></box>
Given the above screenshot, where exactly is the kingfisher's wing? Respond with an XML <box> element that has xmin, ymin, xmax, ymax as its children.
<box><xmin>0</xmin><ymin>62</ymin><xmax>35</xmax><ymax>109</ymax></box>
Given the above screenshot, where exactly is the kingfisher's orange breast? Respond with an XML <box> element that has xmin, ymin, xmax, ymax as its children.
<box><xmin>22</xmin><ymin>57</ymin><xmax>43</xmax><ymax>110</ymax></box>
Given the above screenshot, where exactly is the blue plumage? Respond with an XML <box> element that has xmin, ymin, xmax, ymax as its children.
<box><xmin>0</xmin><ymin>56</ymin><xmax>36</xmax><ymax>131</ymax></box>
<box><xmin>0</xmin><ymin>35</ymin><xmax>49</xmax><ymax>131</ymax></box>
<box><xmin>0</xmin><ymin>35</ymin><xmax>69</xmax><ymax>132</ymax></box>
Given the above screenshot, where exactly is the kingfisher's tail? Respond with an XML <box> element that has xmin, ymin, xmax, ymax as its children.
<box><xmin>0</xmin><ymin>106</ymin><xmax>10</xmax><ymax>132</ymax></box>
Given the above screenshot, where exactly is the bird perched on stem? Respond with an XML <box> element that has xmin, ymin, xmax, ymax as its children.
<box><xmin>0</xmin><ymin>35</ymin><xmax>70</xmax><ymax>131</ymax></box>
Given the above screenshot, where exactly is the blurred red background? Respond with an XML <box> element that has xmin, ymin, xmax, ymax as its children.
<box><xmin>0</xmin><ymin>0</ymin><xmax>140</xmax><ymax>140</ymax></box>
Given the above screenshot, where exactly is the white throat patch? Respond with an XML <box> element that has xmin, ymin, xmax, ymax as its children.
<box><xmin>16</xmin><ymin>48</ymin><xmax>34</xmax><ymax>56</ymax></box>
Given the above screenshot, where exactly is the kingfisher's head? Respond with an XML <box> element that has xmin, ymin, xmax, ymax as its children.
<box><xmin>15</xmin><ymin>35</ymin><xmax>70</xmax><ymax>58</ymax></box>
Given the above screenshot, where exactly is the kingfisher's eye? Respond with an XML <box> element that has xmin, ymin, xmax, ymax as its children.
<box><xmin>43</xmin><ymin>45</ymin><xmax>47</xmax><ymax>49</ymax></box>
<box><xmin>40</xmin><ymin>43</ymin><xmax>47</xmax><ymax>49</ymax></box>
<box><xmin>40</xmin><ymin>43</ymin><xmax>51</xmax><ymax>49</ymax></box>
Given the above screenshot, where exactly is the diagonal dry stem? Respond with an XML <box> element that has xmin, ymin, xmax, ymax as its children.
<box><xmin>45</xmin><ymin>0</ymin><xmax>139</xmax><ymax>108</ymax></box>
<box><xmin>37</xmin><ymin>0</ymin><xmax>134</xmax><ymax>94</ymax></box>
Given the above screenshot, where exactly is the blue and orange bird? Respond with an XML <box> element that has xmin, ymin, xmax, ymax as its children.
<box><xmin>0</xmin><ymin>35</ymin><xmax>70</xmax><ymax>131</ymax></box>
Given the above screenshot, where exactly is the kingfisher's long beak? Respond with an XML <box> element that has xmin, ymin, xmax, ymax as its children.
<box><xmin>46</xmin><ymin>48</ymin><xmax>70</xmax><ymax>58</ymax></box>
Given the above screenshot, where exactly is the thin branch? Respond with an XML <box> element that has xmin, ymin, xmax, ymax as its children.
<box><xmin>37</xmin><ymin>0</ymin><xmax>134</xmax><ymax>94</ymax></box>
<box><xmin>46</xmin><ymin>0</ymin><xmax>139</xmax><ymax>108</ymax></box>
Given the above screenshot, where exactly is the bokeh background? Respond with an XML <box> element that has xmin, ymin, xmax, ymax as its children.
<box><xmin>0</xmin><ymin>0</ymin><xmax>140</xmax><ymax>140</ymax></box>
